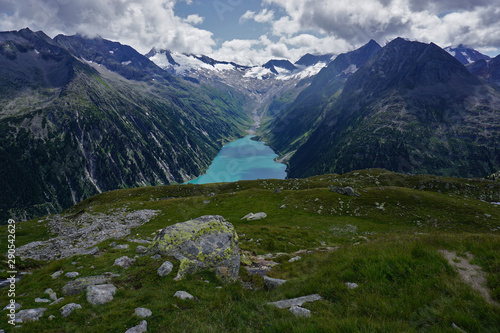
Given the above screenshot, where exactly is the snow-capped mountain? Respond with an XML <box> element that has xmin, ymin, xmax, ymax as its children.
<box><xmin>146</xmin><ymin>48</ymin><xmax>335</xmax><ymax>81</ymax></box>
<box><xmin>444</xmin><ymin>44</ymin><xmax>490</xmax><ymax>65</ymax></box>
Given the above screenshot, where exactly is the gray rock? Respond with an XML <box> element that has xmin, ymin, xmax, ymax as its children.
<box><xmin>115</xmin><ymin>244</ymin><xmax>129</xmax><ymax>250</ymax></box>
<box><xmin>3</xmin><ymin>302</ymin><xmax>21</xmax><ymax>311</ymax></box>
<box><xmin>48</xmin><ymin>315</ymin><xmax>56</xmax><ymax>320</ymax></box>
<box><xmin>86</xmin><ymin>284</ymin><xmax>117</xmax><ymax>305</ymax></box>
<box><xmin>16</xmin><ymin>210</ymin><xmax>159</xmax><ymax>261</ymax></box>
<box><xmin>289</xmin><ymin>306</ymin><xmax>311</xmax><ymax>317</ymax></box>
<box><xmin>125</xmin><ymin>320</ymin><xmax>147</xmax><ymax>333</ymax></box>
<box><xmin>151</xmin><ymin>254</ymin><xmax>162</xmax><ymax>260</ymax></box>
<box><xmin>65</xmin><ymin>272</ymin><xmax>80</xmax><ymax>278</ymax></box>
<box><xmin>135</xmin><ymin>307</ymin><xmax>152</xmax><ymax>318</ymax></box>
<box><xmin>49</xmin><ymin>297</ymin><xmax>65</xmax><ymax>306</ymax></box>
<box><xmin>148</xmin><ymin>215</ymin><xmax>240</xmax><ymax>283</ymax></box>
<box><xmin>60</xmin><ymin>303</ymin><xmax>82</xmax><ymax>318</ymax></box>
<box><xmin>242</xmin><ymin>212</ymin><xmax>267</xmax><ymax>221</ymax></box>
<box><xmin>345</xmin><ymin>282</ymin><xmax>358</xmax><ymax>289</ymax></box>
<box><xmin>263</xmin><ymin>276</ymin><xmax>287</xmax><ymax>289</ymax></box>
<box><xmin>81</xmin><ymin>246</ymin><xmax>99</xmax><ymax>256</ymax></box>
<box><xmin>157</xmin><ymin>261</ymin><xmax>174</xmax><ymax>277</ymax></box>
<box><xmin>135</xmin><ymin>246</ymin><xmax>148</xmax><ymax>254</ymax></box>
<box><xmin>343</xmin><ymin>187</ymin><xmax>355</xmax><ymax>196</ymax></box>
<box><xmin>113</xmin><ymin>256</ymin><xmax>136</xmax><ymax>268</ymax></box>
<box><xmin>288</xmin><ymin>256</ymin><xmax>302</xmax><ymax>263</ymax></box>
<box><xmin>51</xmin><ymin>270</ymin><xmax>64</xmax><ymax>279</ymax></box>
<box><xmin>44</xmin><ymin>288</ymin><xmax>58</xmax><ymax>301</ymax></box>
<box><xmin>15</xmin><ymin>308</ymin><xmax>46</xmax><ymax>323</ymax></box>
<box><xmin>174</xmin><ymin>291</ymin><xmax>194</xmax><ymax>300</ymax></box>
<box><xmin>35</xmin><ymin>298</ymin><xmax>51</xmax><ymax>303</ymax></box>
<box><xmin>110</xmin><ymin>242</ymin><xmax>117</xmax><ymax>247</ymax></box>
<box><xmin>268</xmin><ymin>294</ymin><xmax>322</xmax><ymax>309</ymax></box>
<box><xmin>63</xmin><ymin>273</ymin><xmax>119</xmax><ymax>296</ymax></box>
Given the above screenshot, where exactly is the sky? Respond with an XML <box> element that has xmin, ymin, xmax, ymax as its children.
<box><xmin>1</xmin><ymin>0</ymin><xmax>499</xmax><ymax>66</ymax></box>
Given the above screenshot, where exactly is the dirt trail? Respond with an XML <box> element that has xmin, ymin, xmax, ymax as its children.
<box><xmin>439</xmin><ymin>249</ymin><xmax>498</xmax><ymax>307</ymax></box>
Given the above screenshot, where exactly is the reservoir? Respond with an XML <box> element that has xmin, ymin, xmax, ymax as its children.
<box><xmin>188</xmin><ymin>135</ymin><xmax>287</xmax><ymax>184</ymax></box>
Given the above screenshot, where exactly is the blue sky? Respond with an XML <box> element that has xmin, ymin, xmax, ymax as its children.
<box><xmin>1</xmin><ymin>0</ymin><xmax>499</xmax><ymax>65</ymax></box>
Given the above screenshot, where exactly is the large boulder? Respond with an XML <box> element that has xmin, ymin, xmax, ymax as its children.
<box><xmin>147</xmin><ymin>215</ymin><xmax>240</xmax><ymax>283</ymax></box>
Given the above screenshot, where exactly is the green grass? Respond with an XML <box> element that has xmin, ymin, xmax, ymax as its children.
<box><xmin>0</xmin><ymin>169</ymin><xmax>499</xmax><ymax>332</ymax></box>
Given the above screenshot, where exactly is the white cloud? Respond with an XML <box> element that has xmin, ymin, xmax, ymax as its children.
<box><xmin>184</xmin><ymin>14</ymin><xmax>204</xmax><ymax>25</ymax></box>
<box><xmin>0</xmin><ymin>0</ymin><xmax>215</xmax><ymax>54</ymax></box>
<box><xmin>240</xmin><ymin>9</ymin><xmax>275</xmax><ymax>24</ymax></box>
<box><xmin>263</xmin><ymin>0</ymin><xmax>500</xmax><ymax>52</ymax></box>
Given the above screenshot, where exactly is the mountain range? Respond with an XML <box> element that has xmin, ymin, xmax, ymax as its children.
<box><xmin>1</xmin><ymin>28</ymin><xmax>499</xmax><ymax>221</ymax></box>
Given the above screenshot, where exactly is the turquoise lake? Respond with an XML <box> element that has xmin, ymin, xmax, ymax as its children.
<box><xmin>188</xmin><ymin>135</ymin><xmax>287</xmax><ymax>184</ymax></box>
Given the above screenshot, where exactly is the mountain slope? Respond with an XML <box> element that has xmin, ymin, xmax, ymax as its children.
<box><xmin>266</xmin><ymin>40</ymin><xmax>382</xmax><ymax>156</ymax></box>
<box><xmin>467</xmin><ymin>54</ymin><xmax>500</xmax><ymax>86</ymax></box>
<box><xmin>295</xmin><ymin>53</ymin><xmax>334</xmax><ymax>66</ymax></box>
<box><xmin>288</xmin><ymin>38</ymin><xmax>500</xmax><ymax>178</ymax></box>
<box><xmin>0</xmin><ymin>29</ymin><xmax>250</xmax><ymax>222</ymax></box>
<box><xmin>445</xmin><ymin>44</ymin><xmax>490</xmax><ymax>65</ymax></box>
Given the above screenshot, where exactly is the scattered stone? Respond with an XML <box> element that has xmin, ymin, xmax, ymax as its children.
<box><xmin>35</xmin><ymin>298</ymin><xmax>51</xmax><ymax>303</ymax></box>
<box><xmin>86</xmin><ymin>284</ymin><xmax>117</xmax><ymax>305</ymax></box>
<box><xmin>65</xmin><ymin>272</ymin><xmax>80</xmax><ymax>278</ymax></box>
<box><xmin>15</xmin><ymin>308</ymin><xmax>46</xmax><ymax>323</ymax></box>
<box><xmin>110</xmin><ymin>242</ymin><xmax>117</xmax><ymax>247</ymax></box>
<box><xmin>48</xmin><ymin>315</ymin><xmax>55</xmax><ymax>320</ymax></box>
<box><xmin>125</xmin><ymin>320</ymin><xmax>147</xmax><ymax>333</ymax></box>
<box><xmin>343</xmin><ymin>187</ymin><xmax>355</xmax><ymax>196</ymax></box>
<box><xmin>71</xmin><ymin>262</ymin><xmax>78</xmax><ymax>265</ymax></box>
<box><xmin>151</xmin><ymin>254</ymin><xmax>162</xmax><ymax>260</ymax></box>
<box><xmin>115</xmin><ymin>244</ymin><xmax>129</xmax><ymax>250</ymax></box>
<box><xmin>242</xmin><ymin>212</ymin><xmax>267</xmax><ymax>221</ymax></box>
<box><xmin>345</xmin><ymin>282</ymin><xmax>359</xmax><ymax>289</ymax></box>
<box><xmin>330</xmin><ymin>186</ymin><xmax>357</xmax><ymax>196</ymax></box>
<box><xmin>60</xmin><ymin>303</ymin><xmax>82</xmax><ymax>318</ymax></box>
<box><xmin>268</xmin><ymin>294</ymin><xmax>322</xmax><ymax>309</ymax></box>
<box><xmin>452</xmin><ymin>323</ymin><xmax>467</xmax><ymax>332</ymax></box>
<box><xmin>81</xmin><ymin>246</ymin><xmax>100</xmax><ymax>256</ymax></box>
<box><xmin>3</xmin><ymin>302</ymin><xmax>21</xmax><ymax>311</ymax></box>
<box><xmin>62</xmin><ymin>273</ymin><xmax>119</xmax><ymax>296</ymax></box>
<box><xmin>289</xmin><ymin>256</ymin><xmax>302</xmax><ymax>263</ymax></box>
<box><xmin>49</xmin><ymin>297</ymin><xmax>65</xmax><ymax>306</ymax></box>
<box><xmin>157</xmin><ymin>261</ymin><xmax>174</xmax><ymax>277</ymax></box>
<box><xmin>113</xmin><ymin>256</ymin><xmax>136</xmax><ymax>269</ymax></box>
<box><xmin>289</xmin><ymin>306</ymin><xmax>311</xmax><ymax>317</ymax></box>
<box><xmin>264</xmin><ymin>276</ymin><xmax>287</xmax><ymax>289</ymax></box>
<box><xmin>174</xmin><ymin>291</ymin><xmax>194</xmax><ymax>300</ymax></box>
<box><xmin>148</xmin><ymin>215</ymin><xmax>240</xmax><ymax>283</ymax></box>
<box><xmin>44</xmin><ymin>288</ymin><xmax>58</xmax><ymax>301</ymax></box>
<box><xmin>280</xmin><ymin>204</ymin><xmax>286</xmax><ymax>209</ymax></box>
<box><xmin>135</xmin><ymin>246</ymin><xmax>148</xmax><ymax>254</ymax></box>
<box><xmin>135</xmin><ymin>307</ymin><xmax>152</xmax><ymax>318</ymax></box>
<box><xmin>484</xmin><ymin>214</ymin><xmax>492</xmax><ymax>218</ymax></box>
<box><xmin>51</xmin><ymin>271</ymin><xmax>64</xmax><ymax>279</ymax></box>
<box><xmin>203</xmin><ymin>200</ymin><xmax>211</xmax><ymax>204</ymax></box>
<box><xmin>274</xmin><ymin>189</ymin><xmax>282</xmax><ymax>194</ymax></box>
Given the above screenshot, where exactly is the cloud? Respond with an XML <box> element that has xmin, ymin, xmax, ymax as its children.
<box><xmin>0</xmin><ymin>0</ymin><xmax>215</xmax><ymax>54</ymax></box>
<box><xmin>239</xmin><ymin>9</ymin><xmax>275</xmax><ymax>24</ymax></box>
<box><xmin>184</xmin><ymin>14</ymin><xmax>204</xmax><ymax>25</ymax></box>
<box><xmin>263</xmin><ymin>0</ymin><xmax>500</xmax><ymax>50</ymax></box>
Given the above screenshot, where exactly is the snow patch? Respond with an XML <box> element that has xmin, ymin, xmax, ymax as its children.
<box><xmin>121</xmin><ymin>61</ymin><xmax>132</xmax><ymax>66</ymax></box>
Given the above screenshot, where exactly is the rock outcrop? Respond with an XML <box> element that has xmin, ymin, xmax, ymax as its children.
<box><xmin>147</xmin><ymin>215</ymin><xmax>240</xmax><ymax>283</ymax></box>
<box><xmin>16</xmin><ymin>209</ymin><xmax>159</xmax><ymax>260</ymax></box>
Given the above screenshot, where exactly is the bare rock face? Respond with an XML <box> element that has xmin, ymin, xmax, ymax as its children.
<box><xmin>147</xmin><ymin>215</ymin><xmax>240</xmax><ymax>283</ymax></box>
